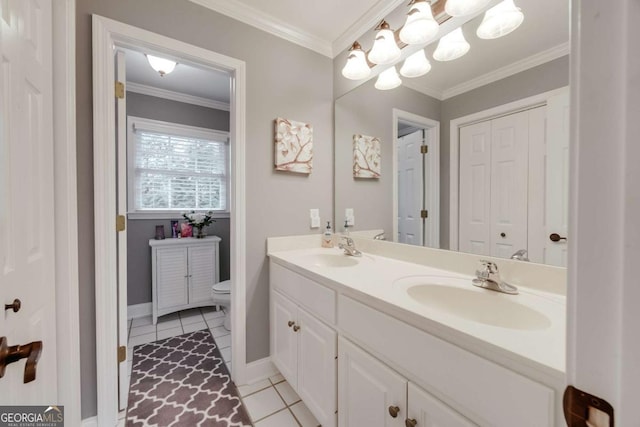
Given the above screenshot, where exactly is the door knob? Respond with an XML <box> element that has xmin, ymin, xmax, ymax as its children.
<box><xmin>500</xmin><ymin>232</ymin><xmax>506</xmax><ymax>238</ymax></box>
<box><xmin>549</xmin><ymin>233</ymin><xmax>567</xmax><ymax>242</ymax></box>
<box><xmin>287</xmin><ymin>321</ymin><xmax>295</xmax><ymax>327</ymax></box>
<box><xmin>388</xmin><ymin>405</ymin><xmax>400</xmax><ymax>418</ymax></box>
<box><xmin>4</xmin><ymin>299</ymin><xmax>21</xmax><ymax>313</ymax></box>
<box><xmin>405</xmin><ymin>419</ymin><xmax>418</xmax><ymax>427</ymax></box>
<box><xmin>0</xmin><ymin>337</ymin><xmax>43</xmax><ymax>383</ymax></box>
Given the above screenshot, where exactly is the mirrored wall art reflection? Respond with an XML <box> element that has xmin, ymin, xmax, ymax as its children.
<box><xmin>353</xmin><ymin>134</ymin><xmax>381</xmax><ymax>178</ymax></box>
<box><xmin>274</xmin><ymin>117</ymin><xmax>313</xmax><ymax>174</ymax></box>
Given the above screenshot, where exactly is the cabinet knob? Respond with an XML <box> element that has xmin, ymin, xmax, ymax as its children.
<box><xmin>500</xmin><ymin>232</ymin><xmax>506</xmax><ymax>238</ymax></box>
<box><xmin>4</xmin><ymin>299</ymin><xmax>21</xmax><ymax>313</ymax></box>
<box><xmin>405</xmin><ymin>419</ymin><xmax>417</xmax><ymax>427</ymax></box>
<box><xmin>388</xmin><ymin>406</ymin><xmax>400</xmax><ymax>418</ymax></box>
<box><xmin>293</xmin><ymin>325</ymin><xmax>300</xmax><ymax>332</ymax></box>
<box><xmin>287</xmin><ymin>321</ymin><xmax>295</xmax><ymax>328</ymax></box>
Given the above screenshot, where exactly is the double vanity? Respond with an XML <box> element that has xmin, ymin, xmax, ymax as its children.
<box><xmin>268</xmin><ymin>234</ymin><xmax>566</xmax><ymax>427</ymax></box>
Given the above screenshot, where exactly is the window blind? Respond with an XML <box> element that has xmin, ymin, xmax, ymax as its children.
<box><xmin>132</xmin><ymin>126</ymin><xmax>228</xmax><ymax>211</ymax></box>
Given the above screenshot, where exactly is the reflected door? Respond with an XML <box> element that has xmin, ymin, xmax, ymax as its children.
<box><xmin>397</xmin><ymin>130</ymin><xmax>424</xmax><ymax>246</ymax></box>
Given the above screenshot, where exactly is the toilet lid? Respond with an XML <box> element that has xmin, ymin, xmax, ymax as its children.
<box><xmin>212</xmin><ymin>280</ymin><xmax>231</xmax><ymax>294</ymax></box>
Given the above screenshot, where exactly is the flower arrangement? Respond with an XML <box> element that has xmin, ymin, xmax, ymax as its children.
<box><xmin>182</xmin><ymin>211</ymin><xmax>215</xmax><ymax>238</ymax></box>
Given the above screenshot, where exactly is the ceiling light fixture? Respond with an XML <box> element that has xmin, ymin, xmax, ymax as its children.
<box><xmin>399</xmin><ymin>0</ymin><xmax>440</xmax><ymax>45</ymax></box>
<box><xmin>400</xmin><ymin>49</ymin><xmax>432</xmax><ymax>78</ymax></box>
<box><xmin>146</xmin><ymin>54</ymin><xmax>177</xmax><ymax>77</ymax></box>
<box><xmin>375</xmin><ymin>66</ymin><xmax>402</xmax><ymax>90</ymax></box>
<box><xmin>445</xmin><ymin>0</ymin><xmax>492</xmax><ymax>17</ymax></box>
<box><xmin>368</xmin><ymin>20</ymin><xmax>401</xmax><ymax>65</ymax></box>
<box><xmin>433</xmin><ymin>28</ymin><xmax>470</xmax><ymax>61</ymax></box>
<box><xmin>341</xmin><ymin>41</ymin><xmax>371</xmax><ymax>80</ymax></box>
<box><xmin>477</xmin><ymin>0</ymin><xmax>524</xmax><ymax>39</ymax></box>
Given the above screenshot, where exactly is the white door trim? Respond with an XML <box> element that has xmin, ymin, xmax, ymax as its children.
<box><xmin>392</xmin><ymin>109</ymin><xmax>440</xmax><ymax>248</ymax></box>
<box><xmin>52</xmin><ymin>0</ymin><xmax>82</xmax><ymax>424</ymax></box>
<box><xmin>92</xmin><ymin>15</ymin><xmax>247</xmax><ymax>426</ymax></box>
<box><xmin>448</xmin><ymin>86</ymin><xmax>569</xmax><ymax>251</ymax></box>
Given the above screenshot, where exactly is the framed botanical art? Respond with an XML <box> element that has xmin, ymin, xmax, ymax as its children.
<box><xmin>353</xmin><ymin>134</ymin><xmax>381</xmax><ymax>178</ymax></box>
<box><xmin>274</xmin><ymin>118</ymin><xmax>313</xmax><ymax>174</ymax></box>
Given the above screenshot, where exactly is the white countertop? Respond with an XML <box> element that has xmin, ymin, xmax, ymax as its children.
<box><xmin>268</xmin><ymin>246</ymin><xmax>566</xmax><ymax>379</ymax></box>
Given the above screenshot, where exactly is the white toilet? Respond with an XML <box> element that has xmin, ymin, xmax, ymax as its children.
<box><xmin>211</xmin><ymin>280</ymin><xmax>231</xmax><ymax>331</ymax></box>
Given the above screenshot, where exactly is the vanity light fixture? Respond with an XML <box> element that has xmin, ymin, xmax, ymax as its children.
<box><xmin>433</xmin><ymin>27</ymin><xmax>470</xmax><ymax>61</ymax></box>
<box><xmin>399</xmin><ymin>0</ymin><xmax>440</xmax><ymax>45</ymax></box>
<box><xmin>476</xmin><ymin>0</ymin><xmax>524</xmax><ymax>39</ymax></box>
<box><xmin>146</xmin><ymin>54</ymin><xmax>177</xmax><ymax>77</ymax></box>
<box><xmin>445</xmin><ymin>0</ymin><xmax>492</xmax><ymax>17</ymax></box>
<box><xmin>375</xmin><ymin>66</ymin><xmax>402</xmax><ymax>90</ymax></box>
<box><xmin>368</xmin><ymin>20</ymin><xmax>401</xmax><ymax>65</ymax></box>
<box><xmin>400</xmin><ymin>49</ymin><xmax>432</xmax><ymax>78</ymax></box>
<box><xmin>341</xmin><ymin>41</ymin><xmax>371</xmax><ymax>80</ymax></box>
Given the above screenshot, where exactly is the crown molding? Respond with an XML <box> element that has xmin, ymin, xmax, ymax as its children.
<box><xmin>441</xmin><ymin>42</ymin><xmax>571</xmax><ymax>100</ymax></box>
<box><xmin>126</xmin><ymin>82</ymin><xmax>230</xmax><ymax>111</ymax></box>
<box><xmin>402</xmin><ymin>80</ymin><xmax>445</xmax><ymax>101</ymax></box>
<box><xmin>332</xmin><ymin>0</ymin><xmax>407</xmax><ymax>57</ymax></box>
<box><xmin>189</xmin><ymin>0</ymin><xmax>333</xmax><ymax>57</ymax></box>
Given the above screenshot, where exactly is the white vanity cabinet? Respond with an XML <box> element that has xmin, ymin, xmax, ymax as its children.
<box><xmin>270</xmin><ymin>264</ymin><xmax>338</xmax><ymax>427</ymax></box>
<box><xmin>150</xmin><ymin>236</ymin><xmax>220</xmax><ymax>324</ymax></box>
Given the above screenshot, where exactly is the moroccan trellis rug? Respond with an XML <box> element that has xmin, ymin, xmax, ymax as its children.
<box><xmin>126</xmin><ymin>329</ymin><xmax>252</xmax><ymax>426</ymax></box>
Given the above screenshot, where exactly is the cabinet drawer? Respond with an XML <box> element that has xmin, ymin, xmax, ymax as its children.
<box><xmin>338</xmin><ymin>295</ymin><xmax>554</xmax><ymax>427</ymax></box>
<box><xmin>270</xmin><ymin>262</ymin><xmax>336</xmax><ymax>325</ymax></box>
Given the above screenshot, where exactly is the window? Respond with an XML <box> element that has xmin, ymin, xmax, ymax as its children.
<box><xmin>127</xmin><ymin>117</ymin><xmax>229</xmax><ymax>218</ymax></box>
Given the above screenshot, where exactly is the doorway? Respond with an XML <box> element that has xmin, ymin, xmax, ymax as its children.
<box><xmin>92</xmin><ymin>15</ymin><xmax>247</xmax><ymax>426</ymax></box>
<box><xmin>392</xmin><ymin>109</ymin><xmax>440</xmax><ymax>248</ymax></box>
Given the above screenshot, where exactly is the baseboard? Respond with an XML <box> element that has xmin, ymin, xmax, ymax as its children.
<box><xmin>81</xmin><ymin>416</ymin><xmax>97</xmax><ymax>427</ymax></box>
<box><xmin>244</xmin><ymin>357</ymin><xmax>278</xmax><ymax>384</ymax></box>
<box><xmin>127</xmin><ymin>302</ymin><xmax>152</xmax><ymax>320</ymax></box>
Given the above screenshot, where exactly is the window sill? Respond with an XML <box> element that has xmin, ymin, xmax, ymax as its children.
<box><xmin>127</xmin><ymin>211</ymin><xmax>231</xmax><ymax>220</ymax></box>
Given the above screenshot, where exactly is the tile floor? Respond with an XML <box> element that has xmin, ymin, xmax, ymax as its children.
<box><xmin>127</xmin><ymin>307</ymin><xmax>320</xmax><ymax>426</ymax></box>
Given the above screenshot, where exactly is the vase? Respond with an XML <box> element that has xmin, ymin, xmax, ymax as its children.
<box><xmin>195</xmin><ymin>226</ymin><xmax>206</xmax><ymax>239</ymax></box>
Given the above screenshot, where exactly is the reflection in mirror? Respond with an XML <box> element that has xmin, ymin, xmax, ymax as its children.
<box><xmin>334</xmin><ymin>0</ymin><xmax>569</xmax><ymax>267</ymax></box>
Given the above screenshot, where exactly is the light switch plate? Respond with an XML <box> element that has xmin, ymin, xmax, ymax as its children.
<box><xmin>310</xmin><ymin>209</ymin><xmax>320</xmax><ymax>228</ymax></box>
<box><xmin>345</xmin><ymin>208</ymin><xmax>355</xmax><ymax>226</ymax></box>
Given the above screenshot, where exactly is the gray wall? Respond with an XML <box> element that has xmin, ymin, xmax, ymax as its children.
<box><xmin>439</xmin><ymin>55</ymin><xmax>570</xmax><ymax>247</ymax></box>
<box><xmin>335</xmin><ymin>80</ymin><xmax>440</xmax><ymax>234</ymax></box>
<box><xmin>77</xmin><ymin>0</ymin><xmax>333</xmax><ymax>418</ymax></box>
<box><xmin>126</xmin><ymin>92</ymin><xmax>231</xmax><ymax>305</ymax></box>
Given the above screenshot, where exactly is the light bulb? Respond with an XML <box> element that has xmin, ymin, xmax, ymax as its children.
<box><xmin>341</xmin><ymin>42</ymin><xmax>371</xmax><ymax>80</ymax></box>
<box><xmin>433</xmin><ymin>28</ymin><xmax>470</xmax><ymax>61</ymax></box>
<box><xmin>368</xmin><ymin>21</ymin><xmax>401</xmax><ymax>65</ymax></box>
<box><xmin>445</xmin><ymin>0</ymin><xmax>492</xmax><ymax>17</ymax></box>
<box><xmin>399</xmin><ymin>0</ymin><xmax>440</xmax><ymax>45</ymax></box>
<box><xmin>375</xmin><ymin>66</ymin><xmax>402</xmax><ymax>90</ymax></box>
<box><xmin>400</xmin><ymin>50</ymin><xmax>432</xmax><ymax>78</ymax></box>
<box><xmin>146</xmin><ymin>55</ymin><xmax>177</xmax><ymax>77</ymax></box>
<box><xmin>477</xmin><ymin>0</ymin><xmax>524</xmax><ymax>39</ymax></box>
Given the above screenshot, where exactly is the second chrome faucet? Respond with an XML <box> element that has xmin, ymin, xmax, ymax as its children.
<box><xmin>472</xmin><ymin>260</ymin><xmax>518</xmax><ymax>295</ymax></box>
<box><xmin>338</xmin><ymin>237</ymin><xmax>362</xmax><ymax>257</ymax></box>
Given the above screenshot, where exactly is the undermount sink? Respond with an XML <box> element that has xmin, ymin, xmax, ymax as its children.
<box><xmin>396</xmin><ymin>277</ymin><xmax>552</xmax><ymax>330</ymax></box>
<box><xmin>304</xmin><ymin>253</ymin><xmax>360</xmax><ymax>268</ymax></box>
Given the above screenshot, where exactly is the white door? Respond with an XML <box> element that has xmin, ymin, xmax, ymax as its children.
<box><xmin>545</xmin><ymin>90</ymin><xmax>570</xmax><ymax>267</ymax></box>
<box><xmin>187</xmin><ymin>245</ymin><xmax>216</xmax><ymax>304</ymax></box>
<box><xmin>338</xmin><ymin>337</ymin><xmax>406</xmax><ymax>427</ymax></box>
<box><xmin>489</xmin><ymin>111</ymin><xmax>529</xmax><ymax>259</ymax></box>
<box><xmin>115</xmin><ymin>49</ymin><xmax>129</xmax><ymax>411</ymax></box>
<box><xmin>458</xmin><ymin>121</ymin><xmax>492</xmax><ymax>255</ymax></box>
<box><xmin>397</xmin><ymin>130</ymin><xmax>424</xmax><ymax>246</ymax></box>
<box><xmin>297</xmin><ymin>308</ymin><xmax>337</xmax><ymax>427</ymax></box>
<box><xmin>270</xmin><ymin>290</ymin><xmax>298</xmax><ymax>388</ymax></box>
<box><xmin>407</xmin><ymin>383</ymin><xmax>477</xmax><ymax>427</ymax></box>
<box><xmin>0</xmin><ymin>0</ymin><xmax>57</xmax><ymax>403</ymax></box>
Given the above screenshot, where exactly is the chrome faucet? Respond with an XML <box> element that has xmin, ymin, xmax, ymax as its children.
<box><xmin>472</xmin><ymin>260</ymin><xmax>518</xmax><ymax>295</ymax></box>
<box><xmin>338</xmin><ymin>237</ymin><xmax>362</xmax><ymax>257</ymax></box>
<box><xmin>373</xmin><ymin>232</ymin><xmax>386</xmax><ymax>240</ymax></box>
<box><xmin>510</xmin><ymin>249</ymin><xmax>530</xmax><ymax>262</ymax></box>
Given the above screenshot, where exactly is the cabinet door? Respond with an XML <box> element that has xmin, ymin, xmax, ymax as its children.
<box><xmin>188</xmin><ymin>244</ymin><xmax>216</xmax><ymax>304</ymax></box>
<box><xmin>407</xmin><ymin>383</ymin><xmax>477</xmax><ymax>427</ymax></box>
<box><xmin>338</xmin><ymin>337</ymin><xmax>405</xmax><ymax>427</ymax></box>
<box><xmin>298</xmin><ymin>308</ymin><xmax>337</xmax><ymax>427</ymax></box>
<box><xmin>156</xmin><ymin>247</ymin><xmax>188</xmax><ymax>310</ymax></box>
<box><xmin>271</xmin><ymin>290</ymin><xmax>298</xmax><ymax>387</ymax></box>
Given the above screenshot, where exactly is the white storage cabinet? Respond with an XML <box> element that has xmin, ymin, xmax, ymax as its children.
<box><xmin>149</xmin><ymin>236</ymin><xmax>220</xmax><ymax>324</ymax></box>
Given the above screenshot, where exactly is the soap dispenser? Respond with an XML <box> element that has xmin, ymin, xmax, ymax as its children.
<box><xmin>322</xmin><ymin>221</ymin><xmax>334</xmax><ymax>248</ymax></box>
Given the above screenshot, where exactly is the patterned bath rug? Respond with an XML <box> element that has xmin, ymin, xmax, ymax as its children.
<box><xmin>127</xmin><ymin>329</ymin><xmax>252</xmax><ymax>427</ymax></box>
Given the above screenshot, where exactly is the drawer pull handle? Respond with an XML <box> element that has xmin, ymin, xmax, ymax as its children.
<box><xmin>405</xmin><ymin>419</ymin><xmax>417</xmax><ymax>427</ymax></box>
<box><xmin>388</xmin><ymin>406</ymin><xmax>400</xmax><ymax>418</ymax></box>
<box><xmin>287</xmin><ymin>321</ymin><xmax>295</xmax><ymax>328</ymax></box>
<box><xmin>293</xmin><ymin>325</ymin><xmax>300</xmax><ymax>332</ymax></box>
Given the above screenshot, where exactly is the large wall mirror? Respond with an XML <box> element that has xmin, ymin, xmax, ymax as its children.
<box><xmin>334</xmin><ymin>0</ymin><xmax>569</xmax><ymax>267</ymax></box>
